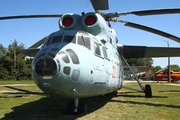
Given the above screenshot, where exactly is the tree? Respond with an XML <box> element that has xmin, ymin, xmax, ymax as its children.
<box><xmin>7</xmin><ymin>40</ymin><xmax>25</xmax><ymax>69</ymax></box>
<box><xmin>152</xmin><ymin>66</ymin><xmax>162</xmax><ymax>74</ymax></box>
<box><xmin>170</xmin><ymin>64</ymin><xmax>180</xmax><ymax>72</ymax></box>
<box><xmin>0</xmin><ymin>44</ymin><xmax>6</xmax><ymax>55</ymax></box>
<box><xmin>0</xmin><ymin>40</ymin><xmax>32</xmax><ymax>80</ymax></box>
<box><xmin>125</xmin><ymin>58</ymin><xmax>153</xmax><ymax>66</ymax></box>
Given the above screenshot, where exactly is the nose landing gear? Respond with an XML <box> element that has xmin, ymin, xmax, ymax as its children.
<box><xmin>67</xmin><ymin>98</ymin><xmax>87</xmax><ymax>114</ymax></box>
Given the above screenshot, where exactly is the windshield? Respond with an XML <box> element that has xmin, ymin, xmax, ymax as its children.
<box><xmin>63</xmin><ymin>36</ymin><xmax>76</xmax><ymax>43</ymax></box>
<box><xmin>42</xmin><ymin>34</ymin><xmax>91</xmax><ymax>50</ymax></box>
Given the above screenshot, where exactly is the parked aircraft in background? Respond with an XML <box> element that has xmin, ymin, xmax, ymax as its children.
<box><xmin>153</xmin><ymin>69</ymin><xmax>180</xmax><ymax>82</ymax></box>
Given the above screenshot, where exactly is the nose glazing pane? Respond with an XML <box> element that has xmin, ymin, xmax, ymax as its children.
<box><xmin>35</xmin><ymin>58</ymin><xmax>57</xmax><ymax>76</ymax></box>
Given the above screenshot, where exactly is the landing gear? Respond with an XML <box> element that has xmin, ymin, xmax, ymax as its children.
<box><xmin>145</xmin><ymin>84</ymin><xmax>152</xmax><ymax>98</ymax></box>
<box><xmin>67</xmin><ymin>98</ymin><xmax>87</xmax><ymax>114</ymax></box>
<box><xmin>78</xmin><ymin>102</ymin><xmax>87</xmax><ymax>114</ymax></box>
<box><xmin>121</xmin><ymin>55</ymin><xmax>153</xmax><ymax>98</ymax></box>
<box><xmin>67</xmin><ymin>101</ymin><xmax>75</xmax><ymax>114</ymax></box>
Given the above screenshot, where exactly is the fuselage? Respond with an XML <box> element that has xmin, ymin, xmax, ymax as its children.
<box><xmin>31</xmin><ymin>12</ymin><xmax>124</xmax><ymax>98</ymax></box>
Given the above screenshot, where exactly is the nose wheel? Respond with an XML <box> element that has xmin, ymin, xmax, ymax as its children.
<box><xmin>67</xmin><ymin>98</ymin><xmax>87</xmax><ymax>114</ymax></box>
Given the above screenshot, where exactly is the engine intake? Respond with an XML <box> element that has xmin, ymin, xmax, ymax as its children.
<box><xmin>59</xmin><ymin>13</ymin><xmax>81</xmax><ymax>30</ymax></box>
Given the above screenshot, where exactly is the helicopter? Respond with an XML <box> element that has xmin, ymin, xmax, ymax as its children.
<box><xmin>1</xmin><ymin>0</ymin><xmax>180</xmax><ymax>114</ymax></box>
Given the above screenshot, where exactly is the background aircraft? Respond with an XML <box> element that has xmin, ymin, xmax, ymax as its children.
<box><xmin>0</xmin><ymin>0</ymin><xmax>180</xmax><ymax>114</ymax></box>
<box><xmin>153</xmin><ymin>69</ymin><xmax>180</xmax><ymax>82</ymax></box>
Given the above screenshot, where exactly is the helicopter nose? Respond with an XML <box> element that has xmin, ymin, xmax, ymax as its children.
<box><xmin>35</xmin><ymin>57</ymin><xmax>57</xmax><ymax>78</ymax></box>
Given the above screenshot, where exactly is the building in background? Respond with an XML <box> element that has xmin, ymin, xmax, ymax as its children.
<box><xmin>123</xmin><ymin>66</ymin><xmax>152</xmax><ymax>80</ymax></box>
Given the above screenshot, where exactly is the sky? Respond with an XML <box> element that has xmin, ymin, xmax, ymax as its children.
<box><xmin>0</xmin><ymin>0</ymin><xmax>180</xmax><ymax>68</ymax></box>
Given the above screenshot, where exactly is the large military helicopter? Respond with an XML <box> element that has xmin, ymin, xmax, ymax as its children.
<box><xmin>1</xmin><ymin>0</ymin><xmax>180</xmax><ymax>114</ymax></box>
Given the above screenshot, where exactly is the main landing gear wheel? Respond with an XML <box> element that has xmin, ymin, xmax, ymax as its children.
<box><xmin>145</xmin><ymin>84</ymin><xmax>152</xmax><ymax>98</ymax></box>
<box><xmin>67</xmin><ymin>100</ymin><xmax>87</xmax><ymax>114</ymax></box>
<box><xmin>78</xmin><ymin>102</ymin><xmax>87</xmax><ymax>114</ymax></box>
<box><xmin>67</xmin><ymin>101</ymin><xmax>75</xmax><ymax>114</ymax></box>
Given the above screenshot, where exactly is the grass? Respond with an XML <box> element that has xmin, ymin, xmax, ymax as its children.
<box><xmin>0</xmin><ymin>80</ymin><xmax>34</xmax><ymax>85</ymax></box>
<box><xmin>0</xmin><ymin>80</ymin><xmax>180</xmax><ymax>120</ymax></box>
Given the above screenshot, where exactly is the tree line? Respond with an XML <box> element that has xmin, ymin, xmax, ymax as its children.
<box><xmin>0</xmin><ymin>40</ymin><xmax>32</xmax><ymax>80</ymax></box>
<box><xmin>1</xmin><ymin>40</ymin><xmax>180</xmax><ymax>80</ymax></box>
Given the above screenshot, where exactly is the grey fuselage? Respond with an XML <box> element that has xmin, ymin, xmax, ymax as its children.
<box><xmin>31</xmin><ymin>12</ymin><xmax>124</xmax><ymax>98</ymax></box>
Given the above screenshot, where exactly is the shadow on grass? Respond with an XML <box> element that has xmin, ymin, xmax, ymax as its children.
<box><xmin>158</xmin><ymin>90</ymin><xmax>180</xmax><ymax>92</ymax></box>
<box><xmin>1</xmin><ymin>92</ymin><xmax>116</xmax><ymax>120</ymax></box>
<box><xmin>110</xmin><ymin>99</ymin><xmax>180</xmax><ymax>109</ymax></box>
<box><xmin>4</xmin><ymin>86</ymin><xmax>44</xmax><ymax>95</ymax></box>
<box><xmin>116</xmin><ymin>91</ymin><xmax>168</xmax><ymax>98</ymax></box>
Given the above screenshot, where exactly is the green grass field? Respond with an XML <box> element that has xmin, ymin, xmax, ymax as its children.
<box><xmin>0</xmin><ymin>80</ymin><xmax>180</xmax><ymax>120</ymax></box>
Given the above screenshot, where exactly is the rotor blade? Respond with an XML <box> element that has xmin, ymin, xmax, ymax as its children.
<box><xmin>117</xmin><ymin>44</ymin><xmax>180</xmax><ymax>58</ymax></box>
<box><xmin>0</xmin><ymin>14</ymin><xmax>62</xmax><ymax>20</ymax></box>
<box><xmin>20</xmin><ymin>48</ymin><xmax>40</xmax><ymax>57</ymax></box>
<box><xmin>125</xmin><ymin>22</ymin><xmax>180</xmax><ymax>43</ymax></box>
<box><xmin>17</xmin><ymin>37</ymin><xmax>46</xmax><ymax>59</ymax></box>
<box><xmin>90</xmin><ymin>0</ymin><xmax>109</xmax><ymax>10</ymax></box>
<box><xmin>29</xmin><ymin>37</ymin><xmax>46</xmax><ymax>48</ymax></box>
<box><xmin>131</xmin><ymin>8</ymin><xmax>180</xmax><ymax>16</ymax></box>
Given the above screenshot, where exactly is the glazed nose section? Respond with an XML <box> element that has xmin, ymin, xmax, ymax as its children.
<box><xmin>35</xmin><ymin>57</ymin><xmax>57</xmax><ymax>78</ymax></box>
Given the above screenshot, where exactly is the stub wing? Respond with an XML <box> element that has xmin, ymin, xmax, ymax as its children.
<box><xmin>117</xmin><ymin>44</ymin><xmax>180</xmax><ymax>58</ymax></box>
<box><xmin>17</xmin><ymin>37</ymin><xmax>46</xmax><ymax>59</ymax></box>
<box><xmin>17</xmin><ymin>48</ymin><xmax>39</xmax><ymax>59</ymax></box>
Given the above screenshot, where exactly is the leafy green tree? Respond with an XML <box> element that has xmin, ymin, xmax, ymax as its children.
<box><xmin>0</xmin><ymin>55</ymin><xmax>14</xmax><ymax>79</ymax></box>
<box><xmin>0</xmin><ymin>44</ymin><xmax>6</xmax><ymax>55</ymax></box>
<box><xmin>152</xmin><ymin>66</ymin><xmax>162</xmax><ymax>74</ymax></box>
<box><xmin>0</xmin><ymin>40</ymin><xmax>32</xmax><ymax>80</ymax></box>
<box><xmin>125</xmin><ymin>58</ymin><xmax>153</xmax><ymax>66</ymax></box>
<box><xmin>16</xmin><ymin>59</ymin><xmax>32</xmax><ymax>80</ymax></box>
<box><xmin>170</xmin><ymin>64</ymin><xmax>180</xmax><ymax>72</ymax></box>
<box><xmin>7</xmin><ymin>40</ymin><xmax>25</xmax><ymax>69</ymax></box>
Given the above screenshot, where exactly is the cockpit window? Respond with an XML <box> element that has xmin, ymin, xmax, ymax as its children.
<box><xmin>94</xmin><ymin>42</ymin><xmax>101</xmax><ymax>56</ymax></box>
<box><xmin>102</xmin><ymin>46</ymin><xmax>108</xmax><ymax>59</ymax></box>
<box><xmin>63</xmin><ymin>36</ymin><xmax>76</xmax><ymax>43</ymax></box>
<box><xmin>46</xmin><ymin>37</ymin><xmax>52</xmax><ymax>46</ymax></box>
<box><xmin>58</xmin><ymin>51</ymin><xmax>70</xmax><ymax>63</ymax></box>
<box><xmin>42</xmin><ymin>36</ymin><xmax>52</xmax><ymax>48</ymax></box>
<box><xmin>77</xmin><ymin>36</ymin><xmax>91</xmax><ymax>50</ymax></box>
<box><xmin>66</xmin><ymin>49</ymin><xmax>79</xmax><ymax>64</ymax></box>
<box><xmin>51</xmin><ymin>36</ymin><xmax>62</xmax><ymax>44</ymax></box>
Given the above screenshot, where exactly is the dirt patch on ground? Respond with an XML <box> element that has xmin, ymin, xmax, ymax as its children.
<box><xmin>0</xmin><ymin>84</ymin><xmax>35</xmax><ymax>87</ymax></box>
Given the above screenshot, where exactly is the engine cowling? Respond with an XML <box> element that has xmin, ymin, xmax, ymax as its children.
<box><xmin>59</xmin><ymin>13</ymin><xmax>81</xmax><ymax>30</ymax></box>
<box><xmin>81</xmin><ymin>12</ymin><xmax>106</xmax><ymax>35</ymax></box>
<box><xmin>58</xmin><ymin>12</ymin><xmax>111</xmax><ymax>41</ymax></box>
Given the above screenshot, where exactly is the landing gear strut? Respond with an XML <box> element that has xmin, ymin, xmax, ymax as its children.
<box><xmin>121</xmin><ymin>55</ymin><xmax>152</xmax><ymax>98</ymax></box>
<box><xmin>67</xmin><ymin>98</ymin><xmax>87</xmax><ymax>114</ymax></box>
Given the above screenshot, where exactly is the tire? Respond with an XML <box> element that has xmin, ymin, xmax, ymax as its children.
<box><xmin>145</xmin><ymin>84</ymin><xmax>152</xmax><ymax>98</ymax></box>
<box><xmin>78</xmin><ymin>102</ymin><xmax>87</xmax><ymax>114</ymax></box>
<box><xmin>67</xmin><ymin>101</ymin><xmax>75</xmax><ymax>114</ymax></box>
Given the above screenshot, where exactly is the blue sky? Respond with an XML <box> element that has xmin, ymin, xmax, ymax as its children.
<box><xmin>0</xmin><ymin>0</ymin><xmax>180</xmax><ymax>68</ymax></box>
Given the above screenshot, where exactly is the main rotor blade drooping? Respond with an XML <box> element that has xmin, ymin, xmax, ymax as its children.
<box><xmin>99</xmin><ymin>7</ymin><xmax>180</xmax><ymax>43</ymax></box>
<box><xmin>124</xmin><ymin>22</ymin><xmax>180</xmax><ymax>43</ymax></box>
<box><xmin>130</xmin><ymin>8</ymin><xmax>180</xmax><ymax>16</ymax></box>
<box><xmin>17</xmin><ymin>37</ymin><xmax>46</xmax><ymax>59</ymax></box>
<box><xmin>0</xmin><ymin>14</ymin><xmax>62</xmax><ymax>20</ymax></box>
<box><xmin>114</xmin><ymin>8</ymin><xmax>180</xmax><ymax>16</ymax></box>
